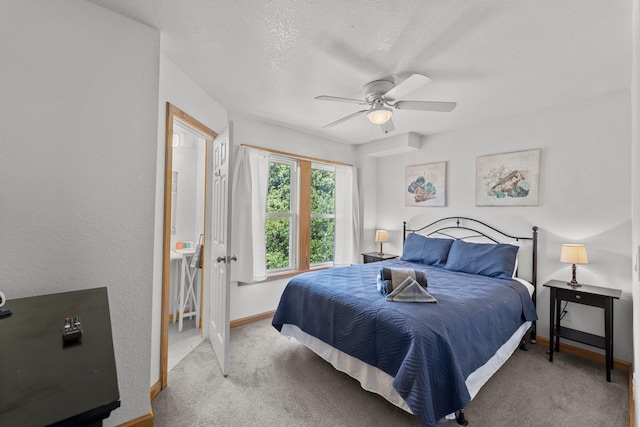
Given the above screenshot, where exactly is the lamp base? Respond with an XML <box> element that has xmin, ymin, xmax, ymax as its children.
<box><xmin>568</xmin><ymin>264</ymin><xmax>581</xmax><ymax>287</ymax></box>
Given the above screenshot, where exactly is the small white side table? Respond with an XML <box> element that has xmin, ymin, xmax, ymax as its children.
<box><xmin>174</xmin><ymin>248</ymin><xmax>200</xmax><ymax>332</ymax></box>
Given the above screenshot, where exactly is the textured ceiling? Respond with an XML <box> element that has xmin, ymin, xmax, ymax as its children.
<box><xmin>87</xmin><ymin>0</ymin><xmax>632</xmax><ymax>144</ymax></box>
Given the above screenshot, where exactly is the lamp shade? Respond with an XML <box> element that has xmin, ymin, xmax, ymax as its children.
<box><xmin>367</xmin><ymin>106</ymin><xmax>393</xmax><ymax>125</ymax></box>
<box><xmin>375</xmin><ymin>229</ymin><xmax>388</xmax><ymax>243</ymax></box>
<box><xmin>560</xmin><ymin>244</ymin><xmax>588</xmax><ymax>264</ymax></box>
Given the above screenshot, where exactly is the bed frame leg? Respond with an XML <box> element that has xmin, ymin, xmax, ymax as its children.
<box><xmin>519</xmin><ymin>337</ymin><xmax>529</xmax><ymax>351</ymax></box>
<box><xmin>530</xmin><ymin>323</ymin><xmax>537</xmax><ymax>344</ymax></box>
<box><xmin>520</xmin><ymin>323</ymin><xmax>537</xmax><ymax>351</ymax></box>
<box><xmin>455</xmin><ymin>410</ymin><xmax>468</xmax><ymax>426</ymax></box>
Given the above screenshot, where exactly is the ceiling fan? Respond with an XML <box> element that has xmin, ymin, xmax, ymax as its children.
<box><xmin>315</xmin><ymin>73</ymin><xmax>456</xmax><ymax>132</ymax></box>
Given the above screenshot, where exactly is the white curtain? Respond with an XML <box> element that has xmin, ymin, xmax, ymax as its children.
<box><xmin>334</xmin><ymin>165</ymin><xmax>360</xmax><ymax>266</ymax></box>
<box><xmin>231</xmin><ymin>146</ymin><xmax>269</xmax><ymax>282</ymax></box>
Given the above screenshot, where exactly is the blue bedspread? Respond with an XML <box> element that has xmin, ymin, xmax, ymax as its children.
<box><xmin>272</xmin><ymin>259</ymin><xmax>537</xmax><ymax>426</ymax></box>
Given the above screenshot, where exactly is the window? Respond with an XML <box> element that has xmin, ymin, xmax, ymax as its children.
<box><xmin>310</xmin><ymin>164</ymin><xmax>335</xmax><ymax>266</ymax></box>
<box><xmin>265</xmin><ymin>157</ymin><xmax>297</xmax><ymax>271</ymax></box>
<box><xmin>265</xmin><ymin>157</ymin><xmax>336</xmax><ymax>273</ymax></box>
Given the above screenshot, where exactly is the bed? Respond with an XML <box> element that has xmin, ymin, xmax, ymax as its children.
<box><xmin>272</xmin><ymin>217</ymin><xmax>538</xmax><ymax>426</ymax></box>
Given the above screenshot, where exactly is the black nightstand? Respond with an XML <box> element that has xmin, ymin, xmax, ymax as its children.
<box><xmin>362</xmin><ymin>252</ymin><xmax>398</xmax><ymax>264</ymax></box>
<box><xmin>543</xmin><ymin>279</ymin><xmax>621</xmax><ymax>381</ymax></box>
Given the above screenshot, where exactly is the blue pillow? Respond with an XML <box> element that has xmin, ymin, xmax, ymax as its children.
<box><xmin>400</xmin><ymin>233</ymin><xmax>424</xmax><ymax>262</ymax></box>
<box><xmin>444</xmin><ymin>239</ymin><xmax>518</xmax><ymax>279</ymax></box>
<box><xmin>401</xmin><ymin>234</ymin><xmax>453</xmax><ymax>266</ymax></box>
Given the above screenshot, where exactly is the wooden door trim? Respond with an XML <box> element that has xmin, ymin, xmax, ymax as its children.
<box><xmin>161</xmin><ymin>103</ymin><xmax>217</xmax><ymax>389</ymax></box>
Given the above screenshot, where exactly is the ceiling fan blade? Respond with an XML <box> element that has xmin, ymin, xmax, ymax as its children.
<box><xmin>380</xmin><ymin>118</ymin><xmax>395</xmax><ymax>134</ymax></box>
<box><xmin>315</xmin><ymin>95</ymin><xmax>368</xmax><ymax>105</ymax></box>
<box><xmin>384</xmin><ymin>73</ymin><xmax>431</xmax><ymax>101</ymax></box>
<box><xmin>321</xmin><ymin>109</ymin><xmax>368</xmax><ymax>128</ymax></box>
<box><xmin>393</xmin><ymin>100</ymin><xmax>457</xmax><ymax>112</ymax></box>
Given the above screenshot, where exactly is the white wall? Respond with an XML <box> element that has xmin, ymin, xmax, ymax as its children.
<box><xmin>0</xmin><ymin>1</ymin><xmax>159</xmax><ymax>425</ymax></box>
<box><xmin>358</xmin><ymin>155</ymin><xmax>379</xmax><ymax>254</ymax></box>
<box><xmin>228</xmin><ymin>114</ymin><xmax>357</xmax><ymax>320</ymax></box>
<box><xmin>631</xmin><ymin>0</ymin><xmax>639</xmax><ymax>418</ymax></box>
<box><xmin>231</xmin><ymin>114</ymin><xmax>357</xmax><ymax>163</ymax></box>
<box><xmin>171</xmin><ymin>134</ymin><xmax>200</xmax><ymax>248</ymax></box>
<box><xmin>167</xmin><ymin>133</ymin><xmax>205</xmax><ymax>316</ymax></box>
<box><xmin>151</xmin><ymin>53</ymin><xmax>228</xmax><ymax>387</ymax></box>
<box><xmin>370</xmin><ymin>91</ymin><xmax>633</xmax><ymax>362</ymax></box>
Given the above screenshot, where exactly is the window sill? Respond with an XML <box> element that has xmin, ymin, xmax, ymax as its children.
<box><xmin>238</xmin><ymin>266</ymin><xmax>331</xmax><ymax>286</ymax></box>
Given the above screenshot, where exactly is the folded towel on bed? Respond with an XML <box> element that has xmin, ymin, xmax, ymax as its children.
<box><xmin>377</xmin><ymin>267</ymin><xmax>428</xmax><ymax>295</ymax></box>
<box><xmin>385</xmin><ymin>276</ymin><xmax>437</xmax><ymax>303</ymax></box>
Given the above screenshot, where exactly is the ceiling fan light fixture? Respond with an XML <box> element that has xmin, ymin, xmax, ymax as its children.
<box><xmin>367</xmin><ymin>105</ymin><xmax>393</xmax><ymax>125</ymax></box>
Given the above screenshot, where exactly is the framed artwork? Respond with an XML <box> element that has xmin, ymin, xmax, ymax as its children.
<box><xmin>475</xmin><ymin>149</ymin><xmax>540</xmax><ymax>206</ymax></box>
<box><xmin>405</xmin><ymin>161</ymin><xmax>446</xmax><ymax>207</ymax></box>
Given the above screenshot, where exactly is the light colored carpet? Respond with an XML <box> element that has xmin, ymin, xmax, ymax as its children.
<box><xmin>151</xmin><ymin>319</ymin><xmax>629</xmax><ymax>426</ymax></box>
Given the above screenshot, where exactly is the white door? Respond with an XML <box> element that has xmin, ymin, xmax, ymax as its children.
<box><xmin>205</xmin><ymin>122</ymin><xmax>234</xmax><ymax>376</ymax></box>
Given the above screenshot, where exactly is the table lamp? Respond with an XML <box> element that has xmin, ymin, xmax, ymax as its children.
<box><xmin>560</xmin><ymin>244</ymin><xmax>588</xmax><ymax>287</ymax></box>
<box><xmin>375</xmin><ymin>229</ymin><xmax>388</xmax><ymax>256</ymax></box>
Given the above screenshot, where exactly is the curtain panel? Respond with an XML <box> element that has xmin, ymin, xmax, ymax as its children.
<box><xmin>230</xmin><ymin>146</ymin><xmax>269</xmax><ymax>282</ymax></box>
<box><xmin>335</xmin><ymin>165</ymin><xmax>360</xmax><ymax>266</ymax></box>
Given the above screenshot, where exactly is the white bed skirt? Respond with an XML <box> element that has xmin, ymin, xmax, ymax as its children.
<box><xmin>280</xmin><ymin>320</ymin><xmax>532</xmax><ymax>416</ymax></box>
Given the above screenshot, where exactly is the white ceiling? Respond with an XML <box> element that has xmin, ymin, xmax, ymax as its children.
<box><xmin>88</xmin><ymin>0</ymin><xmax>632</xmax><ymax>145</ymax></box>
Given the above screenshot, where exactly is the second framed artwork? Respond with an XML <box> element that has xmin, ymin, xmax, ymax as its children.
<box><xmin>475</xmin><ymin>149</ymin><xmax>540</xmax><ymax>206</ymax></box>
<box><xmin>405</xmin><ymin>161</ymin><xmax>446</xmax><ymax>207</ymax></box>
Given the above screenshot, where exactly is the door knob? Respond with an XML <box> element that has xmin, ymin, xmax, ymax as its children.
<box><xmin>216</xmin><ymin>255</ymin><xmax>238</xmax><ymax>263</ymax></box>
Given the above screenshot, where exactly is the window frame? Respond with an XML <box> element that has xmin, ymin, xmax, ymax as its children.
<box><xmin>309</xmin><ymin>162</ymin><xmax>336</xmax><ymax>269</ymax></box>
<box><xmin>265</xmin><ymin>155</ymin><xmax>298</xmax><ymax>273</ymax></box>
<box><xmin>264</xmin><ymin>157</ymin><xmax>336</xmax><ymax>277</ymax></box>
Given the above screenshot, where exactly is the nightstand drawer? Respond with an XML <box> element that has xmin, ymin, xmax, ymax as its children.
<box><xmin>361</xmin><ymin>252</ymin><xmax>398</xmax><ymax>264</ymax></box>
<box><xmin>555</xmin><ymin>288</ymin><xmax>605</xmax><ymax>308</ymax></box>
<box><xmin>363</xmin><ymin>254</ymin><xmax>381</xmax><ymax>264</ymax></box>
